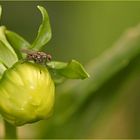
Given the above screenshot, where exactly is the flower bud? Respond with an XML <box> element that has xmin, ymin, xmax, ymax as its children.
<box><xmin>0</xmin><ymin>62</ymin><xmax>55</xmax><ymax>126</ymax></box>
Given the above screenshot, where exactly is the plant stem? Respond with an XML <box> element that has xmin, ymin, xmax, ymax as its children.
<box><xmin>4</xmin><ymin>120</ymin><xmax>17</xmax><ymax>139</ymax></box>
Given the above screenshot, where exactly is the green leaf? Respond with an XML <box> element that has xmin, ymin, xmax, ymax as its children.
<box><xmin>47</xmin><ymin>61</ymin><xmax>67</xmax><ymax>69</ymax></box>
<box><xmin>47</xmin><ymin>60</ymin><xmax>89</xmax><ymax>79</ymax></box>
<box><xmin>31</xmin><ymin>5</ymin><xmax>52</xmax><ymax>50</ymax></box>
<box><xmin>0</xmin><ymin>40</ymin><xmax>17</xmax><ymax>68</ymax></box>
<box><xmin>0</xmin><ymin>61</ymin><xmax>7</xmax><ymax>77</ymax></box>
<box><xmin>49</xmin><ymin>69</ymin><xmax>66</xmax><ymax>84</ymax></box>
<box><xmin>5</xmin><ymin>30</ymin><xmax>31</xmax><ymax>58</ymax></box>
<box><xmin>0</xmin><ymin>26</ymin><xmax>18</xmax><ymax>68</ymax></box>
<box><xmin>0</xmin><ymin>5</ymin><xmax>2</xmax><ymax>21</ymax></box>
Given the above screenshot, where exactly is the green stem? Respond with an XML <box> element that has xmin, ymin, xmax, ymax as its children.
<box><xmin>4</xmin><ymin>120</ymin><xmax>17</xmax><ymax>139</ymax></box>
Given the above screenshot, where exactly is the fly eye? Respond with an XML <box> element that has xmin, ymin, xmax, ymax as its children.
<box><xmin>47</xmin><ymin>54</ymin><xmax>52</xmax><ymax>61</ymax></box>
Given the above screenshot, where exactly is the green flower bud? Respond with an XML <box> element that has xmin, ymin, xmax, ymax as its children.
<box><xmin>0</xmin><ymin>62</ymin><xmax>55</xmax><ymax>126</ymax></box>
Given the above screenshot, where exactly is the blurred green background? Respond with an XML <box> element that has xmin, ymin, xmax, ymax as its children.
<box><xmin>0</xmin><ymin>1</ymin><xmax>140</xmax><ymax>139</ymax></box>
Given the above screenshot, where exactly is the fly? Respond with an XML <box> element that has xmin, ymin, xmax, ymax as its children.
<box><xmin>21</xmin><ymin>49</ymin><xmax>52</xmax><ymax>64</ymax></box>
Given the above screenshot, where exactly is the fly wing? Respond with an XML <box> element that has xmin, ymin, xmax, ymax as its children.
<box><xmin>20</xmin><ymin>48</ymin><xmax>34</xmax><ymax>54</ymax></box>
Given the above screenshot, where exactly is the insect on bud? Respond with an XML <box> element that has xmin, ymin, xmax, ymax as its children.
<box><xmin>0</xmin><ymin>61</ymin><xmax>55</xmax><ymax>126</ymax></box>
